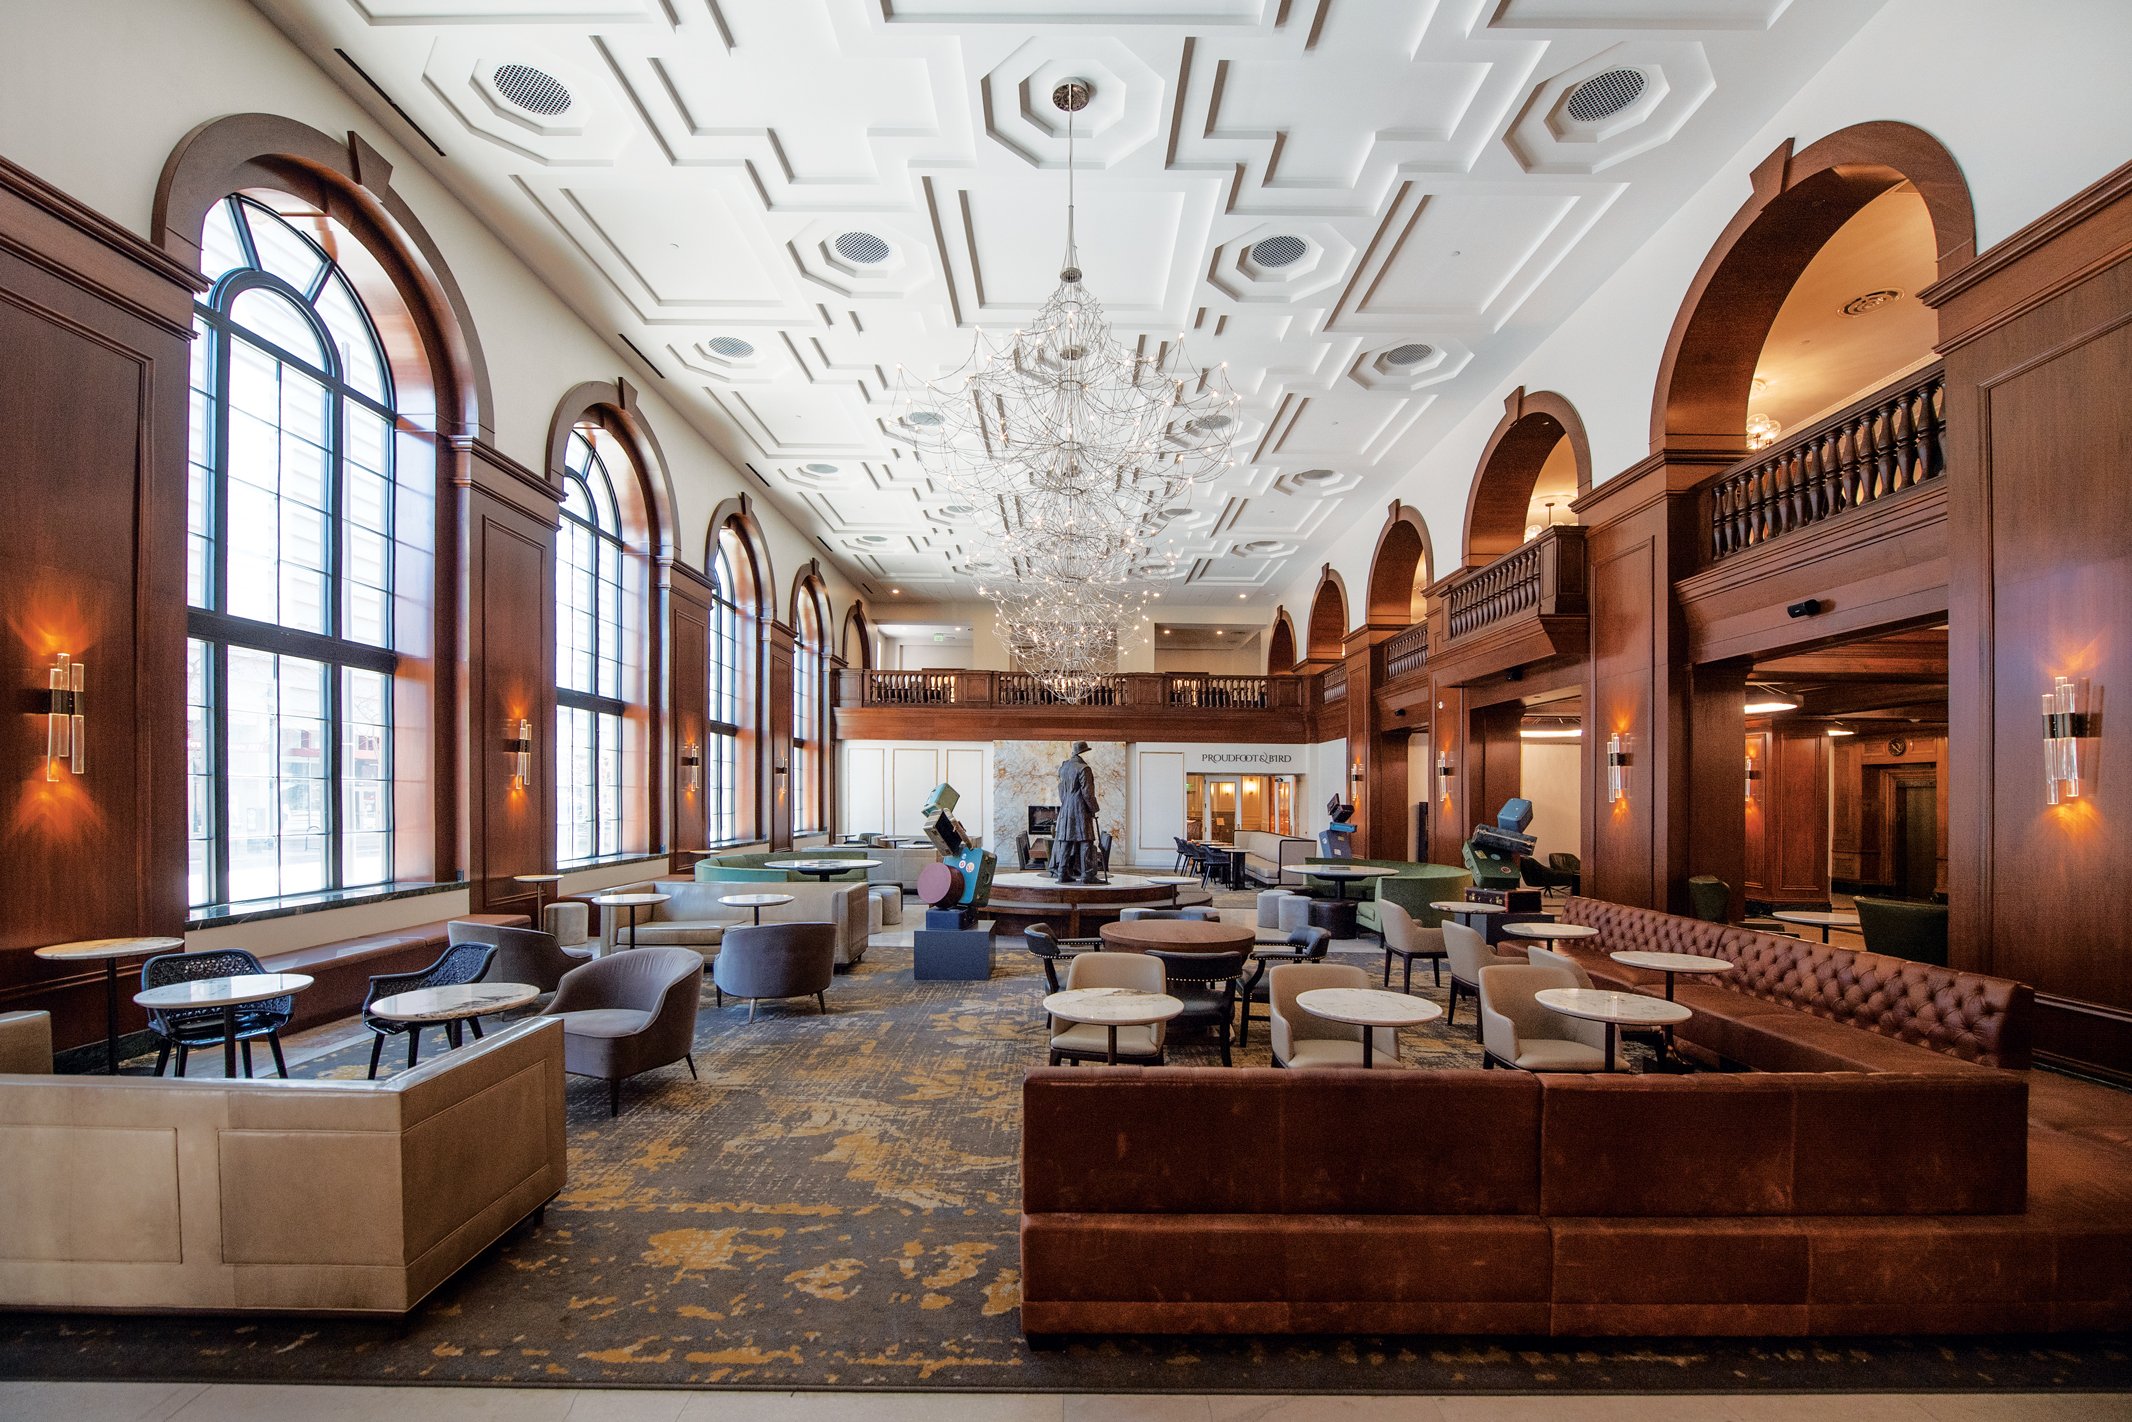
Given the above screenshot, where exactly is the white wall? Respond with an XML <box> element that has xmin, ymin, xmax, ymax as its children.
<box><xmin>1272</xmin><ymin>0</ymin><xmax>2132</xmax><ymax>624</ymax></box>
<box><xmin>839</xmin><ymin>740</ymin><xmax>991</xmax><ymax>842</ymax></box>
<box><xmin>1519</xmin><ymin>741</ymin><xmax>1583</xmax><ymax>868</ymax></box>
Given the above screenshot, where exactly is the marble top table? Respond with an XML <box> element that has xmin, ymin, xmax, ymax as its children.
<box><xmin>1535</xmin><ymin>986</ymin><xmax>1691</xmax><ymax>1072</ymax></box>
<box><xmin>1296</xmin><ymin>986</ymin><xmax>1443</xmax><ymax>1068</ymax></box>
<box><xmin>1042</xmin><ymin>987</ymin><xmax>1184</xmax><ymax>1065</ymax></box>
<box><xmin>36</xmin><ymin>935</ymin><xmax>184</xmax><ymax>1074</ymax></box>
<box><xmin>134</xmin><ymin>973</ymin><xmax>313</xmax><ymax>1080</ymax></box>
<box><xmin>592</xmin><ymin>892</ymin><xmax>670</xmax><ymax>955</ymax></box>
<box><xmin>1502</xmin><ymin>922</ymin><xmax>1600</xmax><ymax>942</ymax></box>
<box><xmin>1431</xmin><ymin>899</ymin><xmax>1510</xmax><ymax>915</ymax></box>
<box><xmin>767</xmin><ymin>858</ymin><xmax>881</xmax><ymax>882</ymax></box>
<box><xmin>1301</xmin><ymin>865</ymin><xmax>1398</xmax><ymax>900</ymax></box>
<box><xmin>720</xmin><ymin>892</ymin><xmax>795</xmax><ymax>925</ymax></box>
<box><xmin>1771</xmin><ymin>909</ymin><xmax>1862</xmax><ymax>944</ymax></box>
<box><xmin>1099</xmin><ymin>919</ymin><xmax>1255</xmax><ymax>956</ymax></box>
<box><xmin>513</xmin><ymin>872</ymin><xmax>564</xmax><ymax>915</ymax></box>
<box><xmin>369</xmin><ymin>981</ymin><xmax>541</xmax><ymax>1061</ymax></box>
<box><xmin>1610</xmin><ymin>950</ymin><xmax>1736</xmax><ymax>1001</ymax></box>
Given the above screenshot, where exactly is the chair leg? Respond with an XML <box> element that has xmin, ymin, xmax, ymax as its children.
<box><xmin>153</xmin><ymin>1041</ymin><xmax>171</xmax><ymax>1078</ymax></box>
<box><xmin>715</xmin><ymin>986</ymin><xmax>724</xmax><ymax>1008</ymax></box>
<box><xmin>816</xmin><ymin>991</ymin><xmax>827</xmax><ymax>1014</ymax></box>
<box><xmin>267</xmin><ymin>1031</ymin><xmax>288</xmax><ymax>1079</ymax></box>
<box><xmin>748</xmin><ymin>999</ymin><xmax>757</xmax><ymax>1023</ymax></box>
<box><xmin>240</xmin><ymin>1039</ymin><xmax>254</xmax><ymax>1079</ymax></box>
<box><xmin>468</xmin><ymin>1017</ymin><xmax>484</xmax><ymax>1040</ymax></box>
<box><xmin>684</xmin><ymin>1054</ymin><xmax>697</xmax><ymax>1080</ymax></box>
<box><xmin>367</xmin><ymin>1034</ymin><xmax>384</xmax><ymax>1080</ymax></box>
<box><xmin>1218</xmin><ymin>1019</ymin><xmax>1233</xmax><ymax>1068</ymax></box>
<box><xmin>1403</xmin><ymin>956</ymin><xmax>1415</xmax><ymax>995</ymax></box>
<box><xmin>1432</xmin><ymin>957</ymin><xmax>1441</xmax><ymax>987</ymax></box>
<box><xmin>1382</xmin><ymin>948</ymin><xmax>1392</xmax><ymax>986</ymax></box>
<box><xmin>1446</xmin><ymin>981</ymin><xmax>1461</xmax><ymax>1025</ymax></box>
<box><xmin>608</xmin><ymin>1079</ymin><xmax>622</xmax><ymax>1117</ymax></box>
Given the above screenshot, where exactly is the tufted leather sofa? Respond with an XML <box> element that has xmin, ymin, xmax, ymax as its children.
<box><xmin>1552</xmin><ymin>897</ymin><xmax>2032</xmax><ymax>1072</ymax></box>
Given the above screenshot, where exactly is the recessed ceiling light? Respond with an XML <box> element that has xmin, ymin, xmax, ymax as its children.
<box><xmin>1841</xmin><ymin>289</ymin><xmax>1902</xmax><ymax>317</ymax></box>
<box><xmin>1215</xmin><ymin>630</ymin><xmax>1225</xmax><ymax>636</ymax></box>
<box><xmin>1237</xmin><ymin>593</ymin><xmax>1247</xmax><ymax>599</ymax></box>
<box><xmin>890</xmin><ymin>587</ymin><xmax>901</xmax><ymax>595</ymax></box>
<box><xmin>1161</xmin><ymin>629</ymin><xmax>1171</xmax><ymax>635</ymax></box>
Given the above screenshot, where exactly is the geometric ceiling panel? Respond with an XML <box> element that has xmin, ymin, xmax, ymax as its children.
<box><xmin>260</xmin><ymin>0</ymin><xmax>1885</xmax><ymax>601</ymax></box>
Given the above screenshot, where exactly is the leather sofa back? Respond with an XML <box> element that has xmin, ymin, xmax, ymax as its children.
<box><xmin>1560</xmin><ymin>896</ymin><xmax>2033</xmax><ymax>1070</ymax></box>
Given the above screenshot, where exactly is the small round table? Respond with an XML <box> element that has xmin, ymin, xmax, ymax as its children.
<box><xmin>132</xmin><ymin>973</ymin><xmax>313</xmax><ymax>1080</ymax></box>
<box><xmin>1432</xmin><ymin>900</ymin><xmax>1509</xmax><ymax>921</ymax></box>
<box><xmin>1772</xmin><ymin>910</ymin><xmax>1860</xmax><ymax>944</ymax></box>
<box><xmin>592</xmin><ymin>892</ymin><xmax>670</xmax><ymax>955</ymax></box>
<box><xmin>720</xmin><ymin>892</ymin><xmax>795</xmax><ymax>926</ymax></box>
<box><xmin>1296</xmin><ymin>987</ymin><xmax>1443</xmax><ymax>1068</ymax></box>
<box><xmin>767</xmin><ymin>858</ymin><xmax>881</xmax><ymax>883</ymax></box>
<box><xmin>36</xmin><ymin>936</ymin><xmax>184</xmax><ymax>1074</ymax></box>
<box><xmin>369</xmin><ymin>982</ymin><xmax>541</xmax><ymax>1054</ymax></box>
<box><xmin>1503</xmin><ymin>922</ymin><xmax>1600</xmax><ymax>944</ymax></box>
<box><xmin>513</xmin><ymin>873</ymin><xmax>563</xmax><ymax>919</ymax></box>
<box><xmin>1098</xmin><ymin>919</ymin><xmax>1255</xmax><ymax>956</ymax></box>
<box><xmin>1608</xmin><ymin>950</ymin><xmax>1736</xmax><ymax>1002</ymax></box>
<box><xmin>1534</xmin><ymin>987</ymin><xmax>1690</xmax><ymax>1073</ymax></box>
<box><xmin>1042</xmin><ymin>987</ymin><xmax>1183</xmax><ymax>1065</ymax></box>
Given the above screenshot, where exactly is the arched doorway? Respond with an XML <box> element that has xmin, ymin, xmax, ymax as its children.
<box><xmin>1367</xmin><ymin>504</ymin><xmax>1435</xmax><ymax>622</ymax></box>
<box><xmin>1266</xmin><ymin>610</ymin><xmax>1297</xmax><ymax>674</ymax></box>
<box><xmin>1463</xmin><ymin>389</ymin><xmax>1591</xmax><ymax>567</ymax></box>
<box><xmin>1305</xmin><ymin>569</ymin><xmax>1348</xmax><ymax>663</ymax></box>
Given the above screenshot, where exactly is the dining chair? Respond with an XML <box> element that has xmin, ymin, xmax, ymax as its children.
<box><xmin>1048</xmin><ymin>951</ymin><xmax>1166</xmax><ymax>1066</ymax></box>
<box><xmin>1236</xmin><ymin>925</ymin><xmax>1331</xmax><ymax>1046</ymax></box>
<box><xmin>361</xmin><ymin>942</ymin><xmax>498</xmax><ymax>1079</ymax></box>
<box><xmin>1145</xmin><ymin>948</ymin><xmax>1247</xmax><ymax>1066</ymax></box>
<box><xmin>1443</xmin><ymin>919</ymin><xmax>1524</xmax><ymax>1037</ymax></box>
<box><xmin>139</xmin><ymin>949</ymin><xmax>294</xmax><ymax>1079</ymax></box>
<box><xmin>1478</xmin><ymin>963</ymin><xmax>1607</xmax><ymax>1072</ymax></box>
<box><xmin>1268</xmin><ymin>961</ymin><xmax>1398</xmax><ymax>1069</ymax></box>
<box><xmin>1378</xmin><ymin>898</ymin><xmax>1445</xmax><ymax>991</ymax></box>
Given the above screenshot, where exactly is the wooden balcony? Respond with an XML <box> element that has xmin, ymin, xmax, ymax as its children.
<box><xmin>834</xmin><ymin>669</ymin><xmax>1307</xmax><ymax>742</ymax></box>
<box><xmin>1424</xmin><ymin>524</ymin><xmax>1588</xmax><ymax>685</ymax></box>
<box><xmin>1383</xmin><ymin>621</ymin><xmax>1429</xmax><ymax>682</ymax></box>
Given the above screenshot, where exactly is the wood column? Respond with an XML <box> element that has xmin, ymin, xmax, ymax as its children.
<box><xmin>764</xmin><ymin>619</ymin><xmax>796</xmax><ymax>850</ymax></box>
<box><xmin>1685</xmin><ymin>657</ymin><xmax>1750</xmax><ymax>920</ymax></box>
<box><xmin>664</xmin><ymin>560</ymin><xmax>712</xmax><ymax>867</ymax></box>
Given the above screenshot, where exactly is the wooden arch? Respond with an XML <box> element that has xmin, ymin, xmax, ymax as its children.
<box><xmin>789</xmin><ymin>559</ymin><xmax>830</xmax><ymax>642</ymax></box>
<box><xmin>546</xmin><ymin>379</ymin><xmax>677</xmax><ymax>562</ymax></box>
<box><xmin>154</xmin><ymin>113</ymin><xmax>492</xmax><ymax>442</ymax></box>
<box><xmin>1305</xmin><ymin>567</ymin><xmax>1349</xmax><ymax>662</ymax></box>
<box><xmin>839</xmin><ymin>600</ymin><xmax>874</xmax><ymax>670</ymax></box>
<box><xmin>706</xmin><ymin>494</ymin><xmax>776</xmax><ymax>622</ymax></box>
<box><xmin>1651</xmin><ymin>120</ymin><xmax>1975</xmax><ymax>453</ymax></box>
<box><xmin>1266</xmin><ymin>609</ymin><xmax>1298</xmax><ymax>674</ymax></box>
<box><xmin>1366</xmin><ymin>502</ymin><xmax>1437</xmax><ymax>622</ymax></box>
<box><xmin>1463</xmin><ymin>389</ymin><xmax>1592</xmax><ymax>566</ymax></box>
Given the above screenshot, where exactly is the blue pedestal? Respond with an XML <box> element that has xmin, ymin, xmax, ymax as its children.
<box><xmin>914</xmin><ymin>919</ymin><xmax>996</xmax><ymax>981</ymax></box>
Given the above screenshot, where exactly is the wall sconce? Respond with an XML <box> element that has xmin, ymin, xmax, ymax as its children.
<box><xmin>503</xmin><ymin>718</ymin><xmax>532</xmax><ymax>791</ymax></box>
<box><xmin>681</xmin><ymin>740</ymin><xmax>702</xmax><ymax>793</ymax></box>
<box><xmin>2044</xmin><ymin>675</ymin><xmax>2096</xmax><ymax>805</ymax></box>
<box><xmin>1436</xmin><ymin>750</ymin><xmax>1454</xmax><ymax>783</ymax></box>
<box><xmin>1745</xmin><ymin>749</ymin><xmax>1761</xmax><ymax>803</ymax></box>
<box><xmin>1349</xmin><ymin>758</ymin><xmax>1364</xmax><ymax>788</ymax></box>
<box><xmin>1607</xmin><ymin>733</ymin><xmax>1630</xmax><ymax>804</ymax></box>
<box><xmin>44</xmin><ymin>653</ymin><xmax>85</xmax><ymax>781</ymax></box>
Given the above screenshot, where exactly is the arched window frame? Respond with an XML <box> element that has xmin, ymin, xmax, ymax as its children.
<box><xmin>555</xmin><ymin>425</ymin><xmax>645</xmax><ymax>864</ymax></box>
<box><xmin>184</xmin><ymin>193</ymin><xmax>406</xmax><ymax>910</ymax></box>
<box><xmin>706</xmin><ymin>531</ymin><xmax>750</xmax><ymax>846</ymax></box>
<box><xmin>791</xmin><ymin>579</ymin><xmax>829</xmax><ymax>835</ymax></box>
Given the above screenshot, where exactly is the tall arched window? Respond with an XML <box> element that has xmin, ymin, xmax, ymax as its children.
<box><xmin>707</xmin><ymin>534</ymin><xmax>748</xmax><ymax>845</ymax></box>
<box><xmin>185</xmin><ymin>195</ymin><xmax>402</xmax><ymax>909</ymax></box>
<box><xmin>792</xmin><ymin>585</ymin><xmax>827</xmax><ymax>834</ymax></box>
<box><xmin>556</xmin><ymin>428</ymin><xmax>635</xmax><ymax>862</ymax></box>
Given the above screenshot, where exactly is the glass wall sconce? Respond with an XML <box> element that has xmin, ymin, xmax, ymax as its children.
<box><xmin>1607</xmin><ymin>733</ymin><xmax>1629</xmax><ymax>804</ymax></box>
<box><xmin>1436</xmin><ymin>750</ymin><xmax>1454</xmax><ymax>783</ymax></box>
<box><xmin>504</xmin><ymin>718</ymin><xmax>532</xmax><ymax>791</ymax></box>
<box><xmin>682</xmin><ymin>740</ymin><xmax>702</xmax><ymax>793</ymax></box>
<box><xmin>1745</xmin><ymin>749</ymin><xmax>1761</xmax><ymax>803</ymax></box>
<box><xmin>2044</xmin><ymin>675</ymin><xmax>2095</xmax><ymax>804</ymax></box>
<box><xmin>45</xmin><ymin>653</ymin><xmax>85</xmax><ymax>781</ymax></box>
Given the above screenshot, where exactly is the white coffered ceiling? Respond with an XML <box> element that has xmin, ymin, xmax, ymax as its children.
<box><xmin>251</xmin><ymin>0</ymin><xmax>1880</xmax><ymax>601</ymax></box>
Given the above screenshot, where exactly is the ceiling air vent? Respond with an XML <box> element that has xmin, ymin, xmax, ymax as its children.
<box><xmin>1385</xmin><ymin>342</ymin><xmax>1434</xmax><ymax>367</ymax></box>
<box><xmin>1250</xmin><ymin>234</ymin><xmax>1308</xmax><ymax>268</ymax></box>
<box><xmin>706</xmin><ymin>336</ymin><xmax>754</xmax><ymax>358</ymax></box>
<box><xmin>803</xmin><ymin>462</ymin><xmax>839</xmax><ymax>475</ymax></box>
<box><xmin>833</xmin><ymin>231</ymin><xmax>892</xmax><ymax>265</ymax></box>
<box><xmin>493</xmin><ymin>63</ymin><xmax>573</xmax><ymax>117</ymax></box>
<box><xmin>905</xmin><ymin>410</ymin><xmax>944</xmax><ymax>428</ymax></box>
<box><xmin>1841</xmin><ymin>289</ymin><xmax>1902</xmax><ymax>317</ymax></box>
<box><xmin>1564</xmin><ymin>67</ymin><xmax>1647</xmax><ymax>123</ymax></box>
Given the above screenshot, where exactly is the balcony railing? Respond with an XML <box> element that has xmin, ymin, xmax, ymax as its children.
<box><xmin>1705</xmin><ymin>361</ymin><xmax>1946</xmax><ymax>562</ymax></box>
<box><xmin>1384</xmin><ymin>621</ymin><xmax>1429</xmax><ymax>680</ymax></box>
<box><xmin>1322</xmin><ymin>666</ymin><xmax>1348</xmax><ymax>703</ymax></box>
<box><xmin>1440</xmin><ymin>524</ymin><xmax>1587</xmax><ymax>643</ymax></box>
<box><xmin>837</xmin><ymin>669</ymin><xmax>1303</xmax><ymax>713</ymax></box>
<box><xmin>999</xmin><ymin>672</ymin><xmax>1119</xmax><ymax>706</ymax></box>
<box><xmin>864</xmin><ymin>670</ymin><xmax>959</xmax><ymax>705</ymax></box>
<box><xmin>1167</xmin><ymin>674</ymin><xmax>1270</xmax><ymax>709</ymax></box>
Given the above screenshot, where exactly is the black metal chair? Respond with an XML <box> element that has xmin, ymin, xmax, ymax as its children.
<box><xmin>1236</xmin><ymin>926</ymin><xmax>1331</xmax><ymax>1047</ymax></box>
<box><xmin>361</xmin><ymin>942</ymin><xmax>498</xmax><ymax>1079</ymax></box>
<box><xmin>1024</xmin><ymin>923</ymin><xmax>1100</xmax><ymax>998</ymax></box>
<box><xmin>1146</xmin><ymin>948</ymin><xmax>1247</xmax><ymax>1066</ymax></box>
<box><xmin>140</xmin><ymin>949</ymin><xmax>293</xmax><ymax>1079</ymax></box>
<box><xmin>1520</xmin><ymin>855</ymin><xmax>1579</xmax><ymax>898</ymax></box>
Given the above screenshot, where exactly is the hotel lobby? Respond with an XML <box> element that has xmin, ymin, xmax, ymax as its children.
<box><xmin>3</xmin><ymin>0</ymin><xmax>2131</xmax><ymax>1416</ymax></box>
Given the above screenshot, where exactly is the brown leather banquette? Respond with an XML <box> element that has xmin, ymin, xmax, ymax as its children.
<box><xmin>1551</xmin><ymin>897</ymin><xmax>2033</xmax><ymax>1072</ymax></box>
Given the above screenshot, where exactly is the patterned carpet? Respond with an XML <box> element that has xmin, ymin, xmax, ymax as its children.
<box><xmin>3</xmin><ymin>915</ymin><xmax>2130</xmax><ymax>1395</ymax></box>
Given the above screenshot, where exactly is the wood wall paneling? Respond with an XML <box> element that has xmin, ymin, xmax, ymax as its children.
<box><xmin>462</xmin><ymin>488</ymin><xmax>555</xmax><ymax>915</ymax></box>
<box><xmin>666</xmin><ymin>568</ymin><xmax>711</xmax><ymax>862</ymax></box>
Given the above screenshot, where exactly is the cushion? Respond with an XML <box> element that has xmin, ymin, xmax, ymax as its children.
<box><xmin>551</xmin><ymin>1008</ymin><xmax>653</xmax><ymax>1039</ymax></box>
<box><xmin>1283</xmin><ymin>1040</ymin><xmax>1391</xmax><ymax>1070</ymax></box>
<box><xmin>1050</xmin><ymin>1023</ymin><xmax>1160</xmax><ymax>1059</ymax></box>
<box><xmin>632</xmin><ymin>920</ymin><xmax>728</xmax><ymax>946</ymax></box>
<box><xmin>1512</xmin><ymin>1040</ymin><xmax>1607</xmax><ymax>1072</ymax></box>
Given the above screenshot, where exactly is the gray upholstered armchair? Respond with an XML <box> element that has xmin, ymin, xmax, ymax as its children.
<box><xmin>541</xmin><ymin>947</ymin><xmax>704</xmax><ymax>1115</ymax></box>
<box><xmin>447</xmin><ymin>919</ymin><xmax>588</xmax><ymax>993</ymax></box>
<box><xmin>712</xmin><ymin>922</ymin><xmax>837</xmax><ymax>1020</ymax></box>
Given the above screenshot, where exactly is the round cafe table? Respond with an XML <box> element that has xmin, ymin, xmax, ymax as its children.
<box><xmin>1772</xmin><ymin>909</ymin><xmax>1861</xmax><ymax>944</ymax></box>
<box><xmin>1304</xmin><ymin>866</ymin><xmax>1397</xmax><ymax>901</ymax></box>
<box><xmin>513</xmin><ymin>872</ymin><xmax>563</xmax><ymax>919</ymax></box>
<box><xmin>133</xmin><ymin>973</ymin><xmax>313</xmax><ymax>1081</ymax></box>
<box><xmin>369</xmin><ymin>982</ymin><xmax>541</xmax><ymax>1056</ymax></box>
<box><xmin>1503</xmin><ymin>921</ymin><xmax>1599</xmax><ymax>944</ymax></box>
<box><xmin>1296</xmin><ymin>986</ymin><xmax>1442</xmax><ymax>1068</ymax></box>
<box><xmin>720</xmin><ymin>892</ymin><xmax>795</xmax><ymax>926</ymax></box>
<box><xmin>1098</xmin><ymin>918</ymin><xmax>1255</xmax><ymax>955</ymax></box>
<box><xmin>767</xmin><ymin>858</ymin><xmax>882</xmax><ymax>883</ymax></box>
<box><xmin>1534</xmin><ymin>987</ymin><xmax>1690</xmax><ymax>1073</ymax></box>
<box><xmin>1043</xmin><ymin>987</ymin><xmax>1183</xmax><ymax>1065</ymax></box>
<box><xmin>592</xmin><ymin>892</ymin><xmax>670</xmax><ymax>955</ymax></box>
<box><xmin>35</xmin><ymin>935</ymin><xmax>183</xmax><ymax>1074</ymax></box>
<box><xmin>1609</xmin><ymin>950</ymin><xmax>1735</xmax><ymax>1002</ymax></box>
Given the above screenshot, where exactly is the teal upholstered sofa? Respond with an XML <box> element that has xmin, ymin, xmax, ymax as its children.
<box><xmin>698</xmin><ymin>850</ymin><xmax>869</xmax><ymax>883</ymax></box>
<box><xmin>1302</xmin><ymin>857</ymin><xmax>1473</xmax><ymax>934</ymax></box>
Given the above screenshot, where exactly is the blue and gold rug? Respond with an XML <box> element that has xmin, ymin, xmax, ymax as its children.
<box><xmin>3</xmin><ymin>937</ymin><xmax>2128</xmax><ymax>1394</ymax></box>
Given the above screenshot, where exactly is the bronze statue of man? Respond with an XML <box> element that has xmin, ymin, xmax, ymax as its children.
<box><xmin>1051</xmin><ymin>741</ymin><xmax>1100</xmax><ymax>884</ymax></box>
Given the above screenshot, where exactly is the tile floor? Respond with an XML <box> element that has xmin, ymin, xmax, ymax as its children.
<box><xmin>2</xmin><ymin>1383</ymin><xmax>2125</xmax><ymax>1421</ymax></box>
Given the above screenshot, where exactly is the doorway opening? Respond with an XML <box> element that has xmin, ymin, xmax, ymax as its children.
<box><xmin>1185</xmin><ymin>773</ymin><xmax>1298</xmax><ymax>841</ymax></box>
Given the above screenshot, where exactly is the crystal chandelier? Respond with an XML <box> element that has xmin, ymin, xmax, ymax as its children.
<box><xmin>894</xmin><ymin>77</ymin><xmax>1237</xmax><ymax>699</ymax></box>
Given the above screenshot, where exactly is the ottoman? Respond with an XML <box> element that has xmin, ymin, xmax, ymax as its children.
<box><xmin>1257</xmin><ymin>889</ymin><xmax>1295</xmax><ymax>929</ymax></box>
<box><xmin>545</xmin><ymin>900</ymin><xmax>592</xmax><ymax>952</ymax></box>
<box><xmin>1276</xmin><ymin>895</ymin><xmax>1312</xmax><ymax>934</ymax></box>
<box><xmin>870</xmin><ymin>883</ymin><xmax>904</xmax><ymax>928</ymax></box>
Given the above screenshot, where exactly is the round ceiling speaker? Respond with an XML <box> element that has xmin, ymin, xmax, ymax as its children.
<box><xmin>804</xmin><ymin>462</ymin><xmax>839</xmax><ymax>475</ymax></box>
<box><xmin>493</xmin><ymin>64</ymin><xmax>573</xmax><ymax>117</ymax></box>
<box><xmin>706</xmin><ymin>336</ymin><xmax>754</xmax><ymax>359</ymax></box>
<box><xmin>1250</xmin><ymin>234</ymin><xmax>1308</xmax><ymax>268</ymax></box>
<box><xmin>905</xmin><ymin>409</ymin><xmax>944</xmax><ymax>427</ymax></box>
<box><xmin>1565</xmin><ymin>67</ymin><xmax>1647</xmax><ymax>123</ymax></box>
<box><xmin>1841</xmin><ymin>289</ymin><xmax>1903</xmax><ymax>316</ymax></box>
<box><xmin>833</xmin><ymin>231</ymin><xmax>892</xmax><ymax>265</ymax></box>
<box><xmin>1385</xmin><ymin>342</ymin><xmax>1434</xmax><ymax>367</ymax></box>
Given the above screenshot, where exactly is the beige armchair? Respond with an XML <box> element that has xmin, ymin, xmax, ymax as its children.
<box><xmin>1048</xmin><ymin>952</ymin><xmax>1167</xmax><ymax>1066</ymax></box>
<box><xmin>1444</xmin><ymin>918</ymin><xmax>1524</xmax><ymax>1033</ymax></box>
<box><xmin>542</xmin><ymin>948</ymin><xmax>704</xmax><ymax>1116</ymax></box>
<box><xmin>1268</xmin><ymin>961</ymin><xmax>1399</xmax><ymax>1069</ymax></box>
<box><xmin>1523</xmin><ymin>944</ymin><xmax>1592</xmax><ymax>988</ymax></box>
<box><xmin>1478</xmin><ymin>963</ymin><xmax>1607</xmax><ymax>1072</ymax></box>
<box><xmin>1378</xmin><ymin>899</ymin><xmax>1446</xmax><ymax>992</ymax></box>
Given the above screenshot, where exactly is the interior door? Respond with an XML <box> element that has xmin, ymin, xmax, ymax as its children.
<box><xmin>1895</xmin><ymin>775</ymin><xmax>1939</xmax><ymax>900</ymax></box>
<box><xmin>1208</xmin><ymin>779</ymin><xmax>1239</xmax><ymax>841</ymax></box>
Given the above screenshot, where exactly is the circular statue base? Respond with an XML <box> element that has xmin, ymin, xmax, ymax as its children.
<box><xmin>983</xmin><ymin>871</ymin><xmax>1213</xmax><ymax>937</ymax></box>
